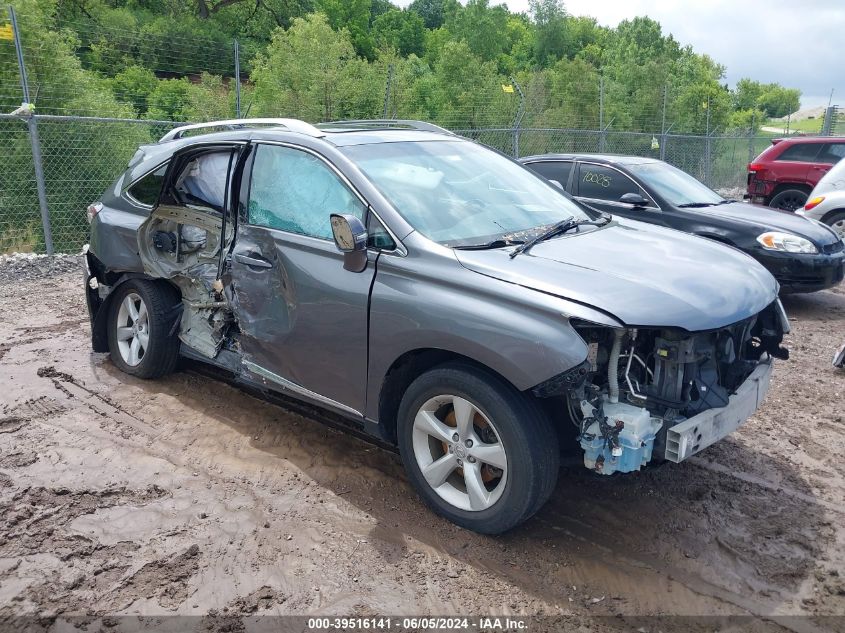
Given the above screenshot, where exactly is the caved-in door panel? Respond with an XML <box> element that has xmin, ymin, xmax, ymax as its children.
<box><xmin>230</xmin><ymin>224</ymin><xmax>374</xmax><ymax>414</ymax></box>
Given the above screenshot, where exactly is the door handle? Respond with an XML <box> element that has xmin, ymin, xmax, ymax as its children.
<box><xmin>235</xmin><ymin>253</ymin><xmax>273</xmax><ymax>269</ymax></box>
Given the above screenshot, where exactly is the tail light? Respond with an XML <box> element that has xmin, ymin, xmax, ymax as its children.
<box><xmin>748</xmin><ymin>163</ymin><xmax>764</xmax><ymax>173</ymax></box>
<box><xmin>86</xmin><ymin>202</ymin><xmax>103</xmax><ymax>224</ymax></box>
<box><xmin>804</xmin><ymin>196</ymin><xmax>825</xmax><ymax>211</ymax></box>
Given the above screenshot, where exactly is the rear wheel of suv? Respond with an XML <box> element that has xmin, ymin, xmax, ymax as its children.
<box><xmin>107</xmin><ymin>279</ymin><xmax>182</xmax><ymax>379</ymax></box>
<box><xmin>396</xmin><ymin>363</ymin><xmax>559</xmax><ymax>534</ymax></box>
<box><xmin>769</xmin><ymin>188</ymin><xmax>808</xmax><ymax>211</ymax></box>
<box><xmin>824</xmin><ymin>211</ymin><xmax>845</xmax><ymax>239</ymax></box>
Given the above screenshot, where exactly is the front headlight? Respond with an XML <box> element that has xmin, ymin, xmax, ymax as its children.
<box><xmin>756</xmin><ymin>231</ymin><xmax>818</xmax><ymax>254</ymax></box>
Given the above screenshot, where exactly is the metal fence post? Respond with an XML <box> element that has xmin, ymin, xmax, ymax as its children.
<box><xmin>704</xmin><ymin>96</ymin><xmax>712</xmax><ymax>186</ymax></box>
<box><xmin>748</xmin><ymin>113</ymin><xmax>756</xmax><ymax>164</ymax></box>
<box><xmin>598</xmin><ymin>74</ymin><xmax>605</xmax><ymax>152</ymax></box>
<box><xmin>660</xmin><ymin>123</ymin><xmax>673</xmax><ymax>162</ymax></box>
<box><xmin>659</xmin><ymin>84</ymin><xmax>668</xmax><ymax>160</ymax></box>
<box><xmin>233</xmin><ymin>39</ymin><xmax>241</xmax><ymax>118</ymax></box>
<box><xmin>510</xmin><ymin>75</ymin><xmax>525</xmax><ymax>158</ymax></box>
<box><xmin>9</xmin><ymin>6</ymin><xmax>53</xmax><ymax>255</ymax></box>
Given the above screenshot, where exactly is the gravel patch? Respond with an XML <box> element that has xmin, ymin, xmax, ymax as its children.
<box><xmin>0</xmin><ymin>253</ymin><xmax>83</xmax><ymax>285</ymax></box>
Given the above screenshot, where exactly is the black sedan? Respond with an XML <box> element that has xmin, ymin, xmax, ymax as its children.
<box><xmin>520</xmin><ymin>154</ymin><xmax>845</xmax><ymax>293</ymax></box>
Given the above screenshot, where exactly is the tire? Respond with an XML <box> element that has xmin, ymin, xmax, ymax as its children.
<box><xmin>823</xmin><ymin>211</ymin><xmax>845</xmax><ymax>240</ymax></box>
<box><xmin>769</xmin><ymin>188</ymin><xmax>808</xmax><ymax>212</ymax></box>
<box><xmin>107</xmin><ymin>279</ymin><xmax>182</xmax><ymax>379</ymax></box>
<box><xmin>396</xmin><ymin>363</ymin><xmax>559</xmax><ymax>534</ymax></box>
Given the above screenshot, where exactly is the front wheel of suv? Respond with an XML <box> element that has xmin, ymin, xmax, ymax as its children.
<box><xmin>397</xmin><ymin>363</ymin><xmax>559</xmax><ymax>534</ymax></box>
<box><xmin>107</xmin><ymin>279</ymin><xmax>182</xmax><ymax>379</ymax></box>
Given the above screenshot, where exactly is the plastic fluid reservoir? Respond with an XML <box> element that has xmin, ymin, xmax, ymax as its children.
<box><xmin>580</xmin><ymin>401</ymin><xmax>663</xmax><ymax>474</ymax></box>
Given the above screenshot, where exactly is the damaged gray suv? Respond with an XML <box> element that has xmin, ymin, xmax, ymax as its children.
<box><xmin>84</xmin><ymin>118</ymin><xmax>790</xmax><ymax>533</ymax></box>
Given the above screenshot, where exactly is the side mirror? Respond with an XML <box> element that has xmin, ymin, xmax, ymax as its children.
<box><xmin>619</xmin><ymin>192</ymin><xmax>649</xmax><ymax>208</ymax></box>
<box><xmin>330</xmin><ymin>213</ymin><xmax>368</xmax><ymax>272</ymax></box>
<box><xmin>548</xmin><ymin>179</ymin><xmax>564</xmax><ymax>190</ymax></box>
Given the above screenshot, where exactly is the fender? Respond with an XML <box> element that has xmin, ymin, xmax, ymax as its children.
<box><xmin>85</xmin><ymin>250</ymin><xmax>170</xmax><ymax>353</ymax></box>
<box><xmin>363</xmin><ymin>250</ymin><xmax>623</xmax><ymax>422</ymax></box>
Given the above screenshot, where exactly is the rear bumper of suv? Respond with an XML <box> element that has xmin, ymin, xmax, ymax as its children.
<box><xmin>746</xmin><ymin>174</ymin><xmax>776</xmax><ymax>203</ymax></box>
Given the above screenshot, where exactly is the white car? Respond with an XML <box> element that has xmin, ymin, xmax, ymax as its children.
<box><xmin>798</xmin><ymin>157</ymin><xmax>845</xmax><ymax>239</ymax></box>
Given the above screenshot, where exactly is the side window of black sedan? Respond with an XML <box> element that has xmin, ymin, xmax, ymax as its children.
<box><xmin>527</xmin><ymin>161</ymin><xmax>573</xmax><ymax>190</ymax></box>
<box><xmin>577</xmin><ymin>164</ymin><xmax>641</xmax><ymax>203</ymax></box>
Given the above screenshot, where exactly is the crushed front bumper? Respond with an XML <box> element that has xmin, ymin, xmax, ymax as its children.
<box><xmin>760</xmin><ymin>249</ymin><xmax>845</xmax><ymax>293</ymax></box>
<box><xmin>664</xmin><ymin>358</ymin><xmax>773</xmax><ymax>462</ymax></box>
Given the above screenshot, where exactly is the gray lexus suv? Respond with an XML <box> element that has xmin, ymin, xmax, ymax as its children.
<box><xmin>83</xmin><ymin>118</ymin><xmax>789</xmax><ymax>533</ymax></box>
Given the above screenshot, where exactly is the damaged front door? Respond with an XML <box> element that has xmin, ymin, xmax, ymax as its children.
<box><xmin>229</xmin><ymin>143</ymin><xmax>375</xmax><ymax>417</ymax></box>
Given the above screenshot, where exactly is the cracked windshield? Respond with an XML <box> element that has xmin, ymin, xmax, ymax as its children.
<box><xmin>343</xmin><ymin>141</ymin><xmax>591</xmax><ymax>247</ymax></box>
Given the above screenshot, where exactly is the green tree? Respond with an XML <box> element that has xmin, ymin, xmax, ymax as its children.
<box><xmin>250</xmin><ymin>12</ymin><xmax>361</xmax><ymax>120</ymax></box>
<box><xmin>413</xmin><ymin>39</ymin><xmax>512</xmax><ymax>128</ymax></box>
<box><xmin>498</xmin><ymin>14</ymin><xmax>534</xmax><ymax>74</ymax></box>
<box><xmin>408</xmin><ymin>0</ymin><xmax>458</xmax><ymax>30</ymax></box>
<box><xmin>316</xmin><ymin>0</ymin><xmax>375</xmax><ymax>59</ymax></box>
<box><xmin>422</xmin><ymin>26</ymin><xmax>451</xmax><ymax>66</ymax></box>
<box><xmin>372</xmin><ymin>9</ymin><xmax>426</xmax><ymax>57</ymax></box>
<box><xmin>732</xmin><ymin>78</ymin><xmax>764</xmax><ymax>111</ymax></box>
<box><xmin>529</xmin><ymin>0</ymin><xmax>568</xmax><ymax>66</ymax></box>
<box><xmin>145</xmin><ymin>78</ymin><xmax>192</xmax><ymax>120</ymax></box>
<box><xmin>757</xmin><ymin>85</ymin><xmax>801</xmax><ymax>118</ymax></box>
<box><xmin>110</xmin><ymin>65</ymin><xmax>158</xmax><ymax>115</ymax></box>
<box><xmin>445</xmin><ymin>0</ymin><xmax>509</xmax><ymax>62</ymax></box>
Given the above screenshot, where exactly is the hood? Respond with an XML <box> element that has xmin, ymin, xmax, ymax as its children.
<box><xmin>699</xmin><ymin>201</ymin><xmax>840</xmax><ymax>246</ymax></box>
<box><xmin>454</xmin><ymin>218</ymin><xmax>779</xmax><ymax>332</ymax></box>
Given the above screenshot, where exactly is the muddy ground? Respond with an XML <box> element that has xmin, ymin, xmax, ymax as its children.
<box><xmin>0</xmin><ymin>255</ymin><xmax>843</xmax><ymax>632</ymax></box>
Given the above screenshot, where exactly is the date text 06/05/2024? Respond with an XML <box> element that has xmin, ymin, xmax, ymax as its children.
<box><xmin>306</xmin><ymin>616</ymin><xmax>528</xmax><ymax>630</ymax></box>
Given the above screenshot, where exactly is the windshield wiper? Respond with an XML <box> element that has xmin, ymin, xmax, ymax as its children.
<box><xmin>677</xmin><ymin>202</ymin><xmax>717</xmax><ymax>208</ymax></box>
<box><xmin>509</xmin><ymin>216</ymin><xmax>610</xmax><ymax>259</ymax></box>
<box><xmin>453</xmin><ymin>238</ymin><xmax>524</xmax><ymax>251</ymax></box>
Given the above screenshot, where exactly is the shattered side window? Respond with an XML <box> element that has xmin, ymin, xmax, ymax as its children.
<box><xmin>174</xmin><ymin>151</ymin><xmax>236</xmax><ymax>211</ymax></box>
<box><xmin>248</xmin><ymin>144</ymin><xmax>365</xmax><ymax>240</ymax></box>
<box><xmin>127</xmin><ymin>163</ymin><xmax>168</xmax><ymax>207</ymax></box>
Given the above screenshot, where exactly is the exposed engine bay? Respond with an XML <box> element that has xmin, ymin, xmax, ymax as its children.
<box><xmin>545</xmin><ymin>302</ymin><xmax>790</xmax><ymax>474</ymax></box>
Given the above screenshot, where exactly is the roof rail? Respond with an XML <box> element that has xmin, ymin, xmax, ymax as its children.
<box><xmin>159</xmin><ymin>118</ymin><xmax>324</xmax><ymax>143</ymax></box>
<box><xmin>323</xmin><ymin>119</ymin><xmax>454</xmax><ymax>136</ymax></box>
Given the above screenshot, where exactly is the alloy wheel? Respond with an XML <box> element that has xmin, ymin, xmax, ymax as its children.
<box><xmin>411</xmin><ymin>394</ymin><xmax>508</xmax><ymax>512</ymax></box>
<box><xmin>115</xmin><ymin>292</ymin><xmax>149</xmax><ymax>367</ymax></box>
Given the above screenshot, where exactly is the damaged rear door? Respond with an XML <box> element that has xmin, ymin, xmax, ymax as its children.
<box><xmin>137</xmin><ymin>142</ymin><xmax>244</xmax><ymax>358</ymax></box>
<box><xmin>229</xmin><ymin>142</ymin><xmax>375</xmax><ymax>417</ymax></box>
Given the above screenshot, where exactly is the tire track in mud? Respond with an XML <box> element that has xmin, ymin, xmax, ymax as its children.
<box><xmin>532</xmin><ymin>510</ymin><xmax>828</xmax><ymax>633</ymax></box>
<box><xmin>0</xmin><ymin>318</ymin><xmax>89</xmax><ymax>363</ymax></box>
<box><xmin>35</xmin><ymin>365</ymin><xmax>159</xmax><ymax>437</ymax></box>
<box><xmin>689</xmin><ymin>457</ymin><xmax>845</xmax><ymax>516</ymax></box>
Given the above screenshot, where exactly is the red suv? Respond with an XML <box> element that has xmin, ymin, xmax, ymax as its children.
<box><xmin>747</xmin><ymin>137</ymin><xmax>845</xmax><ymax>211</ymax></box>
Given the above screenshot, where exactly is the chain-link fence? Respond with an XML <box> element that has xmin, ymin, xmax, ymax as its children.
<box><xmin>0</xmin><ymin>114</ymin><xmax>180</xmax><ymax>253</ymax></box>
<box><xmin>1</xmin><ymin>115</ymin><xmax>779</xmax><ymax>255</ymax></box>
<box><xmin>457</xmin><ymin>127</ymin><xmax>773</xmax><ymax>191</ymax></box>
<box><xmin>0</xmin><ymin>4</ymin><xmax>839</xmax><ymax>254</ymax></box>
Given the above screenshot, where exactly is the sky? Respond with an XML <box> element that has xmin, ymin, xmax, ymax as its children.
<box><xmin>400</xmin><ymin>0</ymin><xmax>844</xmax><ymax>111</ymax></box>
